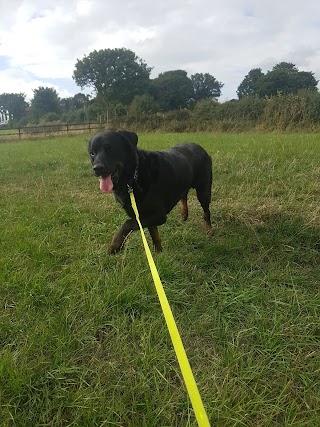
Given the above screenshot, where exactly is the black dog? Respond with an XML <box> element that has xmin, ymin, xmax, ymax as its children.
<box><xmin>88</xmin><ymin>130</ymin><xmax>212</xmax><ymax>254</ymax></box>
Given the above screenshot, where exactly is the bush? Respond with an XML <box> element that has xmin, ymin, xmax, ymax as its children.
<box><xmin>10</xmin><ymin>90</ymin><xmax>320</xmax><ymax>133</ymax></box>
<box><xmin>192</xmin><ymin>99</ymin><xmax>219</xmax><ymax>125</ymax></box>
<box><xmin>61</xmin><ymin>109</ymin><xmax>87</xmax><ymax>124</ymax></box>
<box><xmin>129</xmin><ymin>94</ymin><xmax>159</xmax><ymax>116</ymax></box>
<box><xmin>260</xmin><ymin>90</ymin><xmax>320</xmax><ymax>131</ymax></box>
<box><xmin>42</xmin><ymin>112</ymin><xmax>61</xmax><ymax>123</ymax></box>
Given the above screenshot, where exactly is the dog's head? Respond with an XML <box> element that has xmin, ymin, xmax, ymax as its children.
<box><xmin>88</xmin><ymin>130</ymin><xmax>138</xmax><ymax>193</ymax></box>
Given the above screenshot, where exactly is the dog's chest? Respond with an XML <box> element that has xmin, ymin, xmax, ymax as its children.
<box><xmin>114</xmin><ymin>192</ymin><xmax>128</xmax><ymax>209</ymax></box>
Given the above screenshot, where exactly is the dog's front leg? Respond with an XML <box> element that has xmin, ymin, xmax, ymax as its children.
<box><xmin>108</xmin><ymin>214</ymin><xmax>166</xmax><ymax>254</ymax></box>
<box><xmin>108</xmin><ymin>218</ymin><xmax>138</xmax><ymax>254</ymax></box>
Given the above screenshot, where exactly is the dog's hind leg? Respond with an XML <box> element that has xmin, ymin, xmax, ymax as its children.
<box><xmin>194</xmin><ymin>164</ymin><xmax>213</xmax><ymax>235</ymax></box>
<box><xmin>196</xmin><ymin>187</ymin><xmax>213</xmax><ymax>234</ymax></box>
<box><xmin>180</xmin><ymin>193</ymin><xmax>189</xmax><ymax>221</ymax></box>
<box><xmin>148</xmin><ymin>226</ymin><xmax>163</xmax><ymax>253</ymax></box>
<box><xmin>196</xmin><ymin>188</ymin><xmax>212</xmax><ymax>234</ymax></box>
<box><xmin>194</xmin><ymin>159</ymin><xmax>213</xmax><ymax>235</ymax></box>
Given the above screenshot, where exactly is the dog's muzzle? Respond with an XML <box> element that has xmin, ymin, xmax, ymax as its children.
<box><xmin>93</xmin><ymin>164</ymin><xmax>107</xmax><ymax>177</ymax></box>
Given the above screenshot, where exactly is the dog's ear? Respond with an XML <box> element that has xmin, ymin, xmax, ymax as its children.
<box><xmin>117</xmin><ymin>130</ymin><xmax>138</xmax><ymax>147</ymax></box>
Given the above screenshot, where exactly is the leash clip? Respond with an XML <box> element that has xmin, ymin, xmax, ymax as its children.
<box><xmin>127</xmin><ymin>184</ymin><xmax>133</xmax><ymax>194</ymax></box>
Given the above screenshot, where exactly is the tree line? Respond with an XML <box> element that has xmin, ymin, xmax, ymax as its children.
<box><xmin>0</xmin><ymin>48</ymin><xmax>319</xmax><ymax>131</ymax></box>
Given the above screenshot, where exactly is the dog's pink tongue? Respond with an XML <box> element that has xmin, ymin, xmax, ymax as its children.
<box><xmin>99</xmin><ymin>175</ymin><xmax>113</xmax><ymax>193</ymax></box>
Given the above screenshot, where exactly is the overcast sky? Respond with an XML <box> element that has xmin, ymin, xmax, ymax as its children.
<box><xmin>0</xmin><ymin>0</ymin><xmax>320</xmax><ymax>101</ymax></box>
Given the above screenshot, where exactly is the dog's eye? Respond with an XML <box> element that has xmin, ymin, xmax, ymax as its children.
<box><xmin>89</xmin><ymin>150</ymin><xmax>95</xmax><ymax>157</ymax></box>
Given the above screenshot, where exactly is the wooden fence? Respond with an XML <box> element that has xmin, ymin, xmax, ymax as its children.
<box><xmin>0</xmin><ymin>122</ymin><xmax>105</xmax><ymax>141</ymax></box>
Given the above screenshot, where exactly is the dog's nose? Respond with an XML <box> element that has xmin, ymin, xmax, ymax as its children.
<box><xmin>93</xmin><ymin>164</ymin><xmax>105</xmax><ymax>176</ymax></box>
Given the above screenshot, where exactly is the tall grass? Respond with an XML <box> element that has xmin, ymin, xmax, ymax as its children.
<box><xmin>0</xmin><ymin>133</ymin><xmax>319</xmax><ymax>426</ymax></box>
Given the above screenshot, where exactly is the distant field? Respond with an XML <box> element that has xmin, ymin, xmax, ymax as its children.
<box><xmin>0</xmin><ymin>123</ymin><xmax>103</xmax><ymax>142</ymax></box>
<box><xmin>0</xmin><ymin>128</ymin><xmax>18</xmax><ymax>136</ymax></box>
<box><xmin>0</xmin><ymin>133</ymin><xmax>319</xmax><ymax>426</ymax></box>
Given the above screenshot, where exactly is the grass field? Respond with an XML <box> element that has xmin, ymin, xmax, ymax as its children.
<box><xmin>0</xmin><ymin>124</ymin><xmax>102</xmax><ymax>142</ymax></box>
<box><xmin>0</xmin><ymin>129</ymin><xmax>19</xmax><ymax>140</ymax></box>
<box><xmin>0</xmin><ymin>133</ymin><xmax>319</xmax><ymax>426</ymax></box>
<box><xmin>0</xmin><ymin>129</ymin><xmax>17</xmax><ymax>134</ymax></box>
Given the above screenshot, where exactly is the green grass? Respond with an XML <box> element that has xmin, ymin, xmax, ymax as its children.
<box><xmin>0</xmin><ymin>133</ymin><xmax>319</xmax><ymax>426</ymax></box>
<box><xmin>0</xmin><ymin>129</ymin><xmax>17</xmax><ymax>134</ymax></box>
<box><xmin>0</xmin><ymin>129</ymin><xmax>19</xmax><ymax>140</ymax></box>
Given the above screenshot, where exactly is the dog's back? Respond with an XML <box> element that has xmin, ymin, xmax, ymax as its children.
<box><xmin>167</xmin><ymin>142</ymin><xmax>212</xmax><ymax>191</ymax></box>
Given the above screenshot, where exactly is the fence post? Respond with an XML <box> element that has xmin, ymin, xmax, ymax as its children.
<box><xmin>18</xmin><ymin>128</ymin><xmax>21</xmax><ymax>140</ymax></box>
<box><xmin>88</xmin><ymin>121</ymin><xmax>91</xmax><ymax>133</ymax></box>
<box><xmin>67</xmin><ymin>123</ymin><xmax>69</xmax><ymax>134</ymax></box>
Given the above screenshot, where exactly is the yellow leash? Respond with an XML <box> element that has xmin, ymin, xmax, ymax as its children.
<box><xmin>129</xmin><ymin>190</ymin><xmax>210</xmax><ymax>427</ymax></box>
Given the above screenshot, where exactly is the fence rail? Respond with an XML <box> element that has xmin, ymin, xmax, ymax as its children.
<box><xmin>0</xmin><ymin>122</ymin><xmax>105</xmax><ymax>141</ymax></box>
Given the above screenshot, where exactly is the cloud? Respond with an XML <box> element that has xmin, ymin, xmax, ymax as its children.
<box><xmin>0</xmin><ymin>68</ymin><xmax>75</xmax><ymax>99</ymax></box>
<box><xmin>0</xmin><ymin>0</ymin><xmax>320</xmax><ymax>100</ymax></box>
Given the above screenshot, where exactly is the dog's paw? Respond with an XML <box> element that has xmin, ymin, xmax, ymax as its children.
<box><xmin>206</xmin><ymin>228</ymin><xmax>215</xmax><ymax>238</ymax></box>
<box><xmin>107</xmin><ymin>245</ymin><xmax>120</xmax><ymax>255</ymax></box>
<box><xmin>154</xmin><ymin>244</ymin><xmax>163</xmax><ymax>254</ymax></box>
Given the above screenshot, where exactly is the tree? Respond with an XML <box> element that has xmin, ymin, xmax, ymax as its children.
<box><xmin>60</xmin><ymin>97</ymin><xmax>73</xmax><ymax>113</ymax></box>
<box><xmin>256</xmin><ymin>70</ymin><xmax>291</xmax><ymax>97</ymax></box>
<box><xmin>191</xmin><ymin>73</ymin><xmax>223</xmax><ymax>100</ymax></box>
<box><xmin>150</xmin><ymin>70</ymin><xmax>194</xmax><ymax>111</ymax></box>
<box><xmin>256</xmin><ymin>64</ymin><xmax>318</xmax><ymax>97</ymax></box>
<box><xmin>0</xmin><ymin>93</ymin><xmax>28</xmax><ymax>124</ymax></box>
<box><xmin>72</xmin><ymin>48</ymin><xmax>152</xmax><ymax>115</ymax></box>
<box><xmin>292</xmin><ymin>71</ymin><xmax>319</xmax><ymax>92</ymax></box>
<box><xmin>272</xmin><ymin>62</ymin><xmax>299</xmax><ymax>73</ymax></box>
<box><xmin>60</xmin><ymin>93</ymin><xmax>90</xmax><ymax>113</ymax></box>
<box><xmin>237</xmin><ymin>68</ymin><xmax>264</xmax><ymax>98</ymax></box>
<box><xmin>30</xmin><ymin>87</ymin><xmax>61</xmax><ymax>122</ymax></box>
<box><xmin>72</xmin><ymin>93</ymin><xmax>90</xmax><ymax>109</ymax></box>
